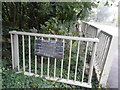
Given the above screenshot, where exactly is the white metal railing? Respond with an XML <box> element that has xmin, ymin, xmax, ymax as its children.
<box><xmin>9</xmin><ymin>31</ymin><xmax>99</xmax><ymax>88</ymax></box>
<box><xmin>81</xmin><ymin>21</ymin><xmax>118</xmax><ymax>87</ymax></box>
<box><xmin>95</xmin><ymin>31</ymin><xmax>112</xmax><ymax>80</ymax></box>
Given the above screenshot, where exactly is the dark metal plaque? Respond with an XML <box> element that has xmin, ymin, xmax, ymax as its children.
<box><xmin>35</xmin><ymin>39</ymin><xmax>64</xmax><ymax>59</ymax></box>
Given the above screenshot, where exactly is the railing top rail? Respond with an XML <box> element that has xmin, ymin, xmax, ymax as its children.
<box><xmin>99</xmin><ymin>30</ymin><xmax>113</xmax><ymax>38</ymax></box>
<box><xmin>82</xmin><ymin>21</ymin><xmax>118</xmax><ymax>37</ymax></box>
<box><xmin>82</xmin><ymin>21</ymin><xmax>98</xmax><ymax>30</ymax></box>
<box><xmin>9</xmin><ymin>31</ymin><xmax>99</xmax><ymax>42</ymax></box>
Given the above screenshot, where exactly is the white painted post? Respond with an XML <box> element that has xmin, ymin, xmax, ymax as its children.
<box><xmin>13</xmin><ymin>34</ymin><xmax>19</xmax><ymax>70</ymax></box>
<box><xmin>10</xmin><ymin>34</ymin><xmax>14</xmax><ymax>69</ymax></box>
<box><xmin>99</xmin><ymin>36</ymin><xmax>118</xmax><ymax>87</ymax></box>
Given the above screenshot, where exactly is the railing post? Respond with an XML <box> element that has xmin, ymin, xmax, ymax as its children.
<box><xmin>10</xmin><ymin>32</ymin><xmax>19</xmax><ymax>70</ymax></box>
<box><xmin>10</xmin><ymin>34</ymin><xmax>14</xmax><ymax>69</ymax></box>
<box><xmin>99</xmin><ymin>36</ymin><xmax>118</xmax><ymax>87</ymax></box>
<box><xmin>14</xmin><ymin>34</ymin><xmax>19</xmax><ymax>70</ymax></box>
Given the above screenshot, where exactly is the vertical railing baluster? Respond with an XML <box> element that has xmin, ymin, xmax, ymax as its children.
<box><xmin>35</xmin><ymin>36</ymin><xmax>37</xmax><ymax>74</ymax></box>
<box><xmin>47</xmin><ymin>38</ymin><xmax>50</xmax><ymax>78</ymax></box>
<box><xmin>88</xmin><ymin>42</ymin><xmax>97</xmax><ymax>84</ymax></box>
<box><xmin>67</xmin><ymin>40</ymin><xmax>72</xmax><ymax>80</ymax></box>
<box><xmin>41</xmin><ymin>37</ymin><xmax>43</xmax><ymax>77</ymax></box>
<box><xmin>16</xmin><ymin>34</ymin><xmax>20</xmax><ymax>71</ymax></box>
<box><xmin>74</xmin><ymin>40</ymin><xmax>80</xmax><ymax>81</ymax></box>
<box><xmin>29</xmin><ymin>35</ymin><xmax>31</xmax><ymax>73</ymax></box>
<box><xmin>11</xmin><ymin>34</ymin><xmax>14</xmax><ymax>69</ymax></box>
<box><xmin>54</xmin><ymin>38</ymin><xmax>57</xmax><ymax>78</ymax></box>
<box><xmin>54</xmin><ymin>57</ymin><xmax>56</xmax><ymax>78</ymax></box>
<box><xmin>81</xmin><ymin>42</ymin><xmax>89</xmax><ymax>82</ymax></box>
<box><xmin>22</xmin><ymin>35</ymin><xmax>25</xmax><ymax>72</ymax></box>
<box><xmin>60</xmin><ymin>39</ymin><xmax>65</xmax><ymax>79</ymax></box>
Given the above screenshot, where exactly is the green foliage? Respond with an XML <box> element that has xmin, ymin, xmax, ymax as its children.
<box><xmin>2</xmin><ymin>2</ymin><xmax>98</xmax><ymax>55</ymax></box>
<box><xmin>2</xmin><ymin>2</ymin><xmax>97</xmax><ymax>34</ymax></box>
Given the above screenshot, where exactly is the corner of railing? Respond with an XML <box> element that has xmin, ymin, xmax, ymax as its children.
<box><xmin>9</xmin><ymin>30</ymin><xmax>17</xmax><ymax>34</ymax></box>
<box><xmin>94</xmin><ymin>38</ymin><xmax>99</xmax><ymax>43</ymax></box>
